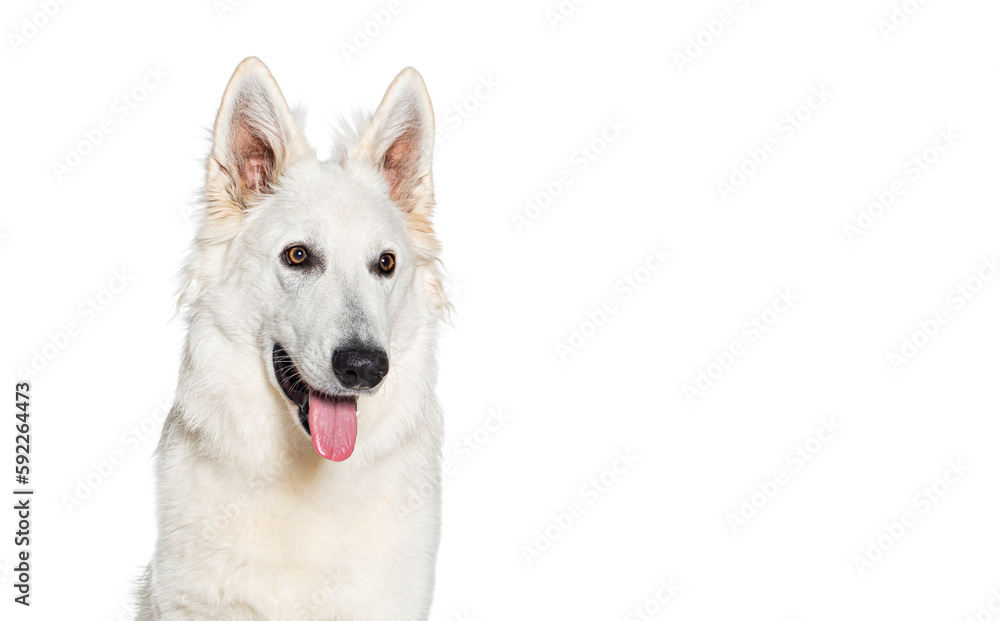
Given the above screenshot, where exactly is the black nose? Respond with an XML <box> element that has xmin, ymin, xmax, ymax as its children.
<box><xmin>332</xmin><ymin>347</ymin><xmax>389</xmax><ymax>389</ymax></box>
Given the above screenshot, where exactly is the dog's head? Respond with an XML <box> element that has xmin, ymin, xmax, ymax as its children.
<box><xmin>184</xmin><ymin>58</ymin><xmax>446</xmax><ymax>462</ymax></box>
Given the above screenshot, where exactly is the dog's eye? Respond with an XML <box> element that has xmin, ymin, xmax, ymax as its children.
<box><xmin>378</xmin><ymin>252</ymin><xmax>395</xmax><ymax>275</ymax></box>
<box><xmin>284</xmin><ymin>246</ymin><xmax>309</xmax><ymax>266</ymax></box>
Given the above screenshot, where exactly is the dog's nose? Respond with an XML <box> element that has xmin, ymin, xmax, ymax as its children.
<box><xmin>332</xmin><ymin>347</ymin><xmax>389</xmax><ymax>389</ymax></box>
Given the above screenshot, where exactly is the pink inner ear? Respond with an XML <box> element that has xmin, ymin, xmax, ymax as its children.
<box><xmin>382</xmin><ymin>132</ymin><xmax>417</xmax><ymax>202</ymax></box>
<box><xmin>234</xmin><ymin>123</ymin><xmax>274</xmax><ymax>193</ymax></box>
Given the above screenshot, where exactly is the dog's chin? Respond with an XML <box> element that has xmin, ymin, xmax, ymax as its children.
<box><xmin>272</xmin><ymin>344</ymin><xmax>360</xmax><ymax>462</ymax></box>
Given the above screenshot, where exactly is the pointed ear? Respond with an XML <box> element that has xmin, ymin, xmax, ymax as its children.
<box><xmin>207</xmin><ymin>57</ymin><xmax>308</xmax><ymax>210</ymax></box>
<box><xmin>353</xmin><ymin>67</ymin><xmax>435</xmax><ymax>214</ymax></box>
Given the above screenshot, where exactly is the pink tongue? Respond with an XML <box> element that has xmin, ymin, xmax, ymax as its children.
<box><xmin>307</xmin><ymin>392</ymin><xmax>357</xmax><ymax>461</ymax></box>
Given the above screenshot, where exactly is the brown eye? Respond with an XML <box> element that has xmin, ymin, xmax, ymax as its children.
<box><xmin>284</xmin><ymin>246</ymin><xmax>308</xmax><ymax>266</ymax></box>
<box><xmin>378</xmin><ymin>252</ymin><xmax>395</xmax><ymax>274</ymax></box>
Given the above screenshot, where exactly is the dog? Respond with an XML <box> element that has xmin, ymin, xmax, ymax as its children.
<box><xmin>136</xmin><ymin>57</ymin><xmax>448</xmax><ymax>620</ymax></box>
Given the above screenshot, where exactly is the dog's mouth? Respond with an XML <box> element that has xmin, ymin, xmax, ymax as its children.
<box><xmin>272</xmin><ymin>344</ymin><xmax>358</xmax><ymax>462</ymax></box>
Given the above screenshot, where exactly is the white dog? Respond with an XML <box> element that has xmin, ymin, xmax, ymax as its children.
<box><xmin>136</xmin><ymin>57</ymin><xmax>448</xmax><ymax>620</ymax></box>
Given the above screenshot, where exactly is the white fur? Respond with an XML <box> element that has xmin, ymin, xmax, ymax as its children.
<box><xmin>136</xmin><ymin>58</ymin><xmax>446</xmax><ymax>620</ymax></box>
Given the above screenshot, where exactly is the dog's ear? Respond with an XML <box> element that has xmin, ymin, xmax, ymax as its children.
<box><xmin>353</xmin><ymin>68</ymin><xmax>435</xmax><ymax>215</ymax></box>
<box><xmin>207</xmin><ymin>57</ymin><xmax>308</xmax><ymax>210</ymax></box>
<box><xmin>350</xmin><ymin>68</ymin><xmax>450</xmax><ymax>318</ymax></box>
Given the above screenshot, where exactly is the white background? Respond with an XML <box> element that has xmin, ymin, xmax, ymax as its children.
<box><xmin>3</xmin><ymin>0</ymin><xmax>1000</xmax><ymax>619</ymax></box>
